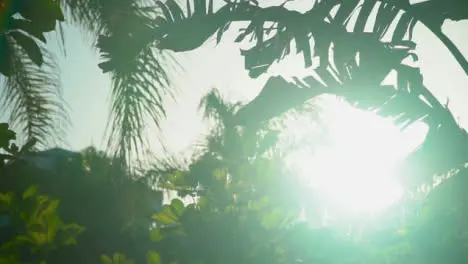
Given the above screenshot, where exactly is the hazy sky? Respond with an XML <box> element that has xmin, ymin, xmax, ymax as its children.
<box><xmin>44</xmin><ymin>3</ymin><xmax>468</xmax><ymax>157</ymax></box>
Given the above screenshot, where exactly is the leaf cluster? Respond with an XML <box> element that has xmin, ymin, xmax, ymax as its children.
<box><xmin>0</xmin><ymin>185</ymin><xmax>84</xmax><ymax>263</ymax></box>
<box><xmin>0</xmin><ymin>0</ymin><xmax>64</xmax><ymax>76</ymax></box>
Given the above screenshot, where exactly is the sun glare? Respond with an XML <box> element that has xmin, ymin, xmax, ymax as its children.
<box><xmin>286</xmin><ymin>96</ymin><xmax>428</xmax><ymax>216</ymax></box>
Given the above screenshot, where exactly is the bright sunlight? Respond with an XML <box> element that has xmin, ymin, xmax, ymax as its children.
<box><xmin>285</xmin><ymin>96</ymin><xmax>428</xmax><ymax>216</ymax></box>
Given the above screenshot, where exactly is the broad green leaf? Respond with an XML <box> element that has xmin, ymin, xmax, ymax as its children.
<box><xmin>0</xmin><ymin>36</ymin><xmax>12</xmax><ymax>76</ymax></box>
<box><xmin>113</xmin><ymin>253</ymin><xmax>125</xmax><ymax>263</ymax></box>
<box><xmin>152</xmin><ymin>206</ymin><xmax>178</xmax><ymax>225</ymax></box>
<box><xmin>43</xmin><ymin>0</ymin><xmax>65</xmax><ymax>21</ymax></box>
<box><xmin>152</xmin><ymin>214</ymin><xmax>176</xmax><ymax>225</ymax></box>
<box><xmin>100</xmin><ymin>254</ymin><xmax>113</xmax><ymax>264</ymax></box>
<box><xmin>37</xmin><ymin>195</ymin><xmax>48</xmax><ymax>204</ymax></box>
<box><xmin>22</xmin><ymin>186</ymin><xmax>38</xmax><ymax>200</ymax></box>
<box><xmin>20</xmin><ymin>138</ymin><xmax>37</xmax><ymax>153</ymax></box>
<box><xmin>9</xmin><ymin>31</ymin><xmax>43</xmax><ymax>66</ymax></box>
<box><xmin>8</xmin><ymin>19</ymin><xmax>47</xmax><ymax>42</ymax></box>
<box><xmin>170</xmin><ymin>199</ymin><xmax>185</xmax><ymax>216</ymax></box>
<box><xmin>30</xmin><ymin>231</ymin><xmax>46</xmax><ymax>245</ymax></box>
<box><xmin>147</xmin><ymin>251</ymin><xmax>161</xmax><ymax>264</ymax></box>
<box><xmin>150</xmin><ymin>228</ymin><xmax>164</xmax><ymax>242</ymax></box>
<box><xmin>0</xmin><ymin>192</ymin><xmax>13</xmax><ymax>205</ymax></box>
<box><xmin>41</xmin><ymin>200</ymin><xmax>60</xmax><ymax>216</ymax></box>
<box><xmin>46</xmin><ymin>215</ymin><xmax>60</xmax><ymax>241</ymax></box>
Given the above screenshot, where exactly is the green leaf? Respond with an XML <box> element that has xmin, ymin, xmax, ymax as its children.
<box><xmin>150</xmin><ymin>228</ymin><xmax>164</xmax><ymax>242</ymax></box>
<box><xmin>152</xmin><ymin>206</ymin><xmax>178</xmax><ymax>225</ymax></box>
<box><xmin>22</xmin><ymin>186</ymin><xmax>38</xmax><ymax>200</ymax></box>
<box><xmin>30</xmin><ymin>231</ymin><xmax>46</xmax><ymax>245</ymax></box>
<box><xmin>147</xmin><ymin>251</ymin><xmax>161</xmax><ymax>264</ymax></box>
<box><xmin>0</xmin><ymin>35</ymin><xmax>12</xmax><ymax>76</ymax></box>
<box><xmin>156</xmin><ymin>1</ymin><xmax>174</xmax><ymax>22</ymax></box>
<box><xmin>8</xmin><ymin>19</ymin><xmax>47</xmax><ymax>42</ymax></box>
<box><xmin>113</xmin><ymin>253</ymin><xmax>125</xmax><ymax>263</ymax></box>
<box><xmin>0</xmin><ymin>123</ymin><xmax>16</xmax><ymax>149</ymax></box>
<box><xmin>170</xmin><ymin>199</ymin><xmax>185</xmax><ymax>216</ymax></box>
<box><xmin>9</xmin><ymin>31</ymin><xmax>43</xmax><ymax>66</ymax></box>
<box><xmin>17</xmin><ymin>0</ymin><xmax>63</xmax><ymax>30</ymax></box>
<box><xmin>392</xmin><ymin>13</ymin><xmax>413</xmax><ymax>42</ymax></box>
<box><xmin>43</xmin><ymin>0</ymin><xmax>65</xmax><ymax>22</ymax></box>
<box><xmin>165</xmin><ymin>0</ymin><xmax>186</xmax><ymax>21</ymax></box>
<box><xmin>0</xmin><ymin>192</ymin><xmax>13</xmax><ymax>206</ymax></box>
<box><xmin>37</xmin><ymin>195</ymin><xmax>49</xmax><ymax>204</ymax></box>
<box><xmin>46</xmin><ymin>215</ymin><xmax>60</xmax><ymax>241</ymax></box>
<box><xmin>41</xmin><ymin>199</ymin><xmax>60</xmax><ymax>216</ymax></box>
<box><xmin>20</xmin><ymin>138</ymin><xmax>37</xmax><ymax>153</ymax></box>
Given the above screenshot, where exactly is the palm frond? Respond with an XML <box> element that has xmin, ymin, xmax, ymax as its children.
<box><xmin>153</xmin><ymin>0</ymin><xmax>468</xmax><ymax>76</ymax></box>
<box><xmin>0</xmin><ymin>41</ymin><xmax>69</xmax><ymax>149</ymax></box>
<box><xmin>105</xmin><ymin>42</ymin><xmax>172</xmax><ymax>166</ymax></box>
<box><xmin>198</xmin><ymin>88</ymin><xmax>239</xmax><ymax>124</ymax></box>
<box><xmin>238</xmin><ymin>35</ymin><xmax>445</xmax><ymax>131</ymax></box>
<box><xmin>235</xmin><ymin>76</ymin><xmax>321</xmax><ymax>126</ymax></box>
<box><xmin>62</xmin><ymin>0</ymin><xmax>177</xmax><ymax>165</ymax></box>
<box><xmin>61</xmin><ymin>0</ymin><xmax>148</xmax><ymax>34</ymax></box>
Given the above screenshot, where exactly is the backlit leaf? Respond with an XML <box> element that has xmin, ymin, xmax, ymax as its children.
<box><xmin>150</xmin><ymin>228</ymin><xmax>164</xmax><ymax>242</ymax></box>
<box><xmin>100</xmin><ymin>255</ymin><xmax>113</xmax><ymax>264</ymax></box>
<box><xmin>22</xmin><ymin>185</ymin><xmax>38</xmax><ymax>200</ymax></box>
<box><xmin>171</xmin><ymin>198</ymin><xmax>185</xmax><ymax>216</ymax></box>
<box><xmin>147</xmin><ymin>251</ymin><xmax>161</xmax><ymax>264</ymax></box>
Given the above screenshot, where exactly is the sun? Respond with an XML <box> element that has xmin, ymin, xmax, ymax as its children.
<box><xmin>284</xmin><ymin>96</ymin><xmax>428</xmax><ymax>216</ymax></box>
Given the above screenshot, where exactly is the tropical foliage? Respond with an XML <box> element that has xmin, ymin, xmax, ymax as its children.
<box><xmin>124</xmin><ymin>0</ymin><xmax>468</xmax><ymax>189</ymax></box>
<box><xmin>144</xmin><ymin>90</ymin><xmax>468</xmax><ymax>263</ymax></box>
<box><xmin>1</xmin><ymin>0</ymin><xmax>468</xmax><ymax>263</ymax></box>
<box><xmin>0</xmin><ymin>124</ymin><xmax>163</xmax><ymax>263</ymax></box>
<box><xmin>0</xmin><ymin>0</ymin><xmax>67</xmax><ymax>148</ymax></box>
<box><xmin>0</xmin><ymin>0</ymin><xmax>174</xmax><ymax>164</ymax></box>
<box><xmin>0</xmin><ymin>124</ymin><xmax>84</xmax><ymax>264</ymax></box>
<box><xmin>141</xmin><ymin>90</ymin><xmax>468</xmax><ymax>263</ymax></box>
<box><xmin>1</xmin><ymin>85</ymin><xmax>468</xmax><ymax>264</ymax></box>
<box><xmin>0</xmin><ymin>185</ymin><xmax>85</xmax><ymax>264</ymax></box>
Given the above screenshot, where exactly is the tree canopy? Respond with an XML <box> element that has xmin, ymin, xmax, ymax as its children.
<box><xmin>1</xmin><ymin>0</ymin><xmax>468</xmax><ymax>263</ymax></box>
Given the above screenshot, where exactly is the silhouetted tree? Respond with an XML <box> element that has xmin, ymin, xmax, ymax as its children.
<box><xmin>118</xmin><ymin>0</ymin><xmax>468</xmax><ymax>189</ymax></box>
<box><xmin>0</xmin><ymin>0</ymin><xmax>176</xmax><ymax>165</ymax></box>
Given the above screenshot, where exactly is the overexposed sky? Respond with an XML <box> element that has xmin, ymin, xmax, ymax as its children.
<box><xmin>44</xmin><ymin>2</ymin><xmax>467</xmax><ymax>158</ymax></box>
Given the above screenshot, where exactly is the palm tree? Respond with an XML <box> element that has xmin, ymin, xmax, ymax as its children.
<box><xmin>0</xmin><ymin>0</ymin><xmax>69</xmax><ymax>148</ymax></box>
<box><xmin>62</xmin><ymin>0</ymin><xmax>178</xmax><ymax>164</ymax></box>
<box><xmin>129</xmin><ymin>0</ymin><xmax>468</xmax><ymax>190</ymax></box>
<box><xmin>0</xmin><ymin>0</ymin><xmax>176</xmax><ymax>166</ymax></box>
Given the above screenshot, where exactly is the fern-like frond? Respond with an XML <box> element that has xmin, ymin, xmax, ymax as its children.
<box><xmin>0</xmin><ymin>41</ymin><xmax>69</xmax><ymax>149</ymax></box>
<box><xmin>151</xmin><ymin>0</ymin><xmax>462</xmax><ymax>132</ymax></box>
<box><xmin>198</xmin><ymin>88</ymin><xmax>239</xmax><ymax>124</ymax></box>
<box><xmin>62</xmin><ymin>0</ymin><xmax>177</xmax><ymax>165</ymax></box>
<box><xmin>237</xmin><ymin>36</ymin><xmax>442</xmax><ymax>131</ymax></box>
<box><xmin>153</xmin><ymin>0</ymin><xmax>468</xmax><ymax>76</ymax></box>
<box><xmin>105</xmin><ymin>41</ymin><xmax>172</xmax><ymax>166</ymax></box>
<box><xmin>61</xmin><ymin>0</ymin><xmax>150</xmax><ymax>34</ymax></box>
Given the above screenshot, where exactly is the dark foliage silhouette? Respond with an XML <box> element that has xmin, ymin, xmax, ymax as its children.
<box><xmin>0</xmin><ymin>0</ymin><xmax>175</xmax><ymax>164</ymax></box>
<box><xmin>113</xmin><ymin>0</ymin><xmax>468</xmax><ymax>189</ymax></box>
<box><xmin>0</xmin><ymin>128</ymin><xmax>163</xmax><ymax>264</ymax></box>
